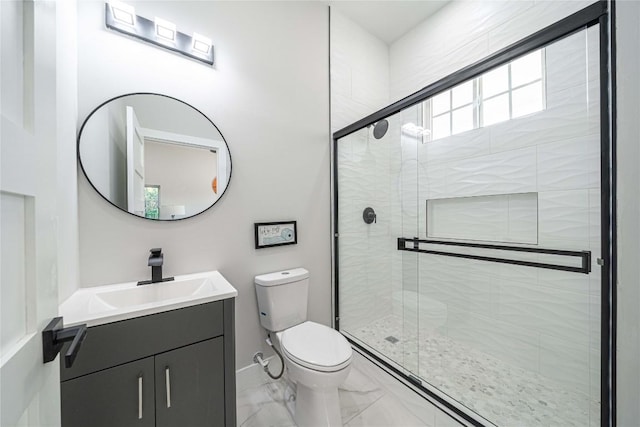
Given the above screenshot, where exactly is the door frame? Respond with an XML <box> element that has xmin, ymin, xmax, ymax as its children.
<box><xmin>140</xmin><ymin>127</ymin><xmax>229</xmax><ymax>197</ymax></box>
<box><xmin>126</xmin><ymin>105</ymin><xmax>146</xmax><ymax>216</ymax></box>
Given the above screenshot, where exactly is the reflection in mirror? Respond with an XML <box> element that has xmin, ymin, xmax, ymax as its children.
<box><xmin>78</xmin><ymin>94</ymin><xmax>231</xmax><ymax>220</ymax></box>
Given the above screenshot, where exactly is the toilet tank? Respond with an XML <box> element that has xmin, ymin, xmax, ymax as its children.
<box><xmin>255</xmin><ymin>268</ymin><xmax>309</xmax><ymax>332</ymax></box>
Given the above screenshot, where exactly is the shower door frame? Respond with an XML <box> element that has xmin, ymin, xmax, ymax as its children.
<box><xmin>331</xmin><ymin>1</ymin><xmax>616</xmax><ymax>426</ymax></box>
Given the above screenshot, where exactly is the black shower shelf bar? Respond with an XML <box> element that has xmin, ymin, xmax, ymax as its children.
<box><xmin>397</xmin><ymin>237</ymin><xmax>592</xmax><ymax>274</ymax></box>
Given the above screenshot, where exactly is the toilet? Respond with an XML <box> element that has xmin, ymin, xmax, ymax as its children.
<box><xmin>255</xmin><ymin>268</ymin><xmax>352</xmax><ymax>427</ymax></box>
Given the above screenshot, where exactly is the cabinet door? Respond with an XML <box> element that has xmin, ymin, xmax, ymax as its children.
<box><xmin>155</xmin><ymin>337</ymin><xmax>225</xmax><ymax>427</ymax></box>
<box><xmin>61</xmin><ymin>357</ymin><xmax>155</xmax><ymax>427</ymax></box>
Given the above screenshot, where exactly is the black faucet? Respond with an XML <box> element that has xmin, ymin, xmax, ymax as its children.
<box><xmin>137</xmin><ymin>248</ymin><xmax>175</xmax><ymax>286</ymax></box>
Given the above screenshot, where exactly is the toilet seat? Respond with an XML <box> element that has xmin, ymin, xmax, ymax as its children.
<box><xmin>280</xmin><ymin>321</ymin><xmax>352</xmax><ymax>373</ymax></box>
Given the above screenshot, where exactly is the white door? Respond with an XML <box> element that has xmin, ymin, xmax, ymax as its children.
<box><xmin>126</xmin><ymin>106</ymin><xmax>146</xmax><ymax>216</ymax></box>
<box><xmin>1</xmin><ymin>1</ymin><xmax>62</xmax><ymax>426</ymax></box>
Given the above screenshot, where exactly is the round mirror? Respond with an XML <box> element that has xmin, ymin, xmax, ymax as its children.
<box><xmin>78</xmin><ymin>93</ymin><xmax>231</xmax><ymax>220</ymax></box>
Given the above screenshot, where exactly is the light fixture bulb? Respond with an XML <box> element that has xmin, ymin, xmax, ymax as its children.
<box><xmin>192</xmin><ymin>33</ymin><xmax>212</xmax><ymax>54</ymax></box>
<box><xmin>109</xmin><ymin>0</ymin><xmax>135</xmax><ymax>26</ymax></box>
<box><xmin>155</xmin><ymin>17</ymin><xmax>176</xmax><ymax>42</ymax></box>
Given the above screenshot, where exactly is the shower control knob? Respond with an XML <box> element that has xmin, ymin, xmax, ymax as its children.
<box><xmin>363</xmin><ymin>207</ymin><xmax>377</xmax><ymax>224</ymax></box>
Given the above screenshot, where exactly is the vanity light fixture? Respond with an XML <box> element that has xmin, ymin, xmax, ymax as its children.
<box><xmin>192</xmin><ymin>33</ymin><xmax>212</xmax><ymax>55</ymax></box>
<box><xmin>105</xmin><ymin>1</ymin><xmax>214</xmax><ymax>66</ymax></box>
<box><xmin>154</xmin><ymin>17</ymin><xmax>176</xmax><ymax>42</ymax></box>
<box><xmin>109</xmin><ymin>0</ymin><xmax>135</xmax><ymax>26</ymax></box>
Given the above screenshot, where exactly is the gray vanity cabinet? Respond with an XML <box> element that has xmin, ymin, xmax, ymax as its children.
<box><xmin>61</xmin><ymin>356</ymin><xmax>156</xmax><ymax>427</ymax></box>
<box><xmin>60</xmin><ymin>299</ymin><xmax>236</xmax><ymax>427</ymax></box>
<box><xmin>155</xmin><ymin>338</ymin><xmax>225</xmax><ymax>427</ymax></box>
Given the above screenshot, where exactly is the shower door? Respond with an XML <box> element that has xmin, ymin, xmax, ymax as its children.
<box><xmin>335</xmin><ymin>103</ymin><xmax>421</xmax><ymax>378</ymax></box>
<box><xmin>410</xmin><ymin>25</ymin><xmax>602</xmax><ymax>427</ymax></box>
<box><xmin>334</xmin><ymin>13</ymin><xmax>609</xmax><ymax>427</ymax></box>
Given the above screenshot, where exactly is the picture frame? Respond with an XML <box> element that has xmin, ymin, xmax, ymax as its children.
<box><xmin>254</xmin><ymin>221</ymin><xmax>297</xmax><ymax>249</ymax></box>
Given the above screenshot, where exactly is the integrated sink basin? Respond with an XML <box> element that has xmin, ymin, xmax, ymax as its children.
<box><xmin>94</xmin><ymin>277</ymin><xmax>214</xmax><ymax>309</ymax></box>
<box><xmin>60</xmin><ymin>271</ymin><xmax>237</xmax><ymax>327</ymax></box>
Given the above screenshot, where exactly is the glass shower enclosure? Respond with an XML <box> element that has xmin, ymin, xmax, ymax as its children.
<box><xmin>333</xmin><ymin>5</ymin><xmax>612</xmax><ymax>427</ymax></box>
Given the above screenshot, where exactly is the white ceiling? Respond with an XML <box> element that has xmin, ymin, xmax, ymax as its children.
<box><xmin>329</xmin><ymin>1</ymin><xmax>450</xmax><ymax>44</ymax></box>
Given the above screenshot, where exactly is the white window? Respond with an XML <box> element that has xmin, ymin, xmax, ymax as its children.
<box><xmin>424</xmin><ymin>49</ymin><xmax>545</xmax><ymax>142</ymax></box>
<box><xmin>429</xmin><ymin>80</ymin><xmax>477</xmax><ymax>140</ymax></box>
<box><xmin>481</xmin><ymin>50</ymin><xmax>544</xmax><ymax>124</ymax></box>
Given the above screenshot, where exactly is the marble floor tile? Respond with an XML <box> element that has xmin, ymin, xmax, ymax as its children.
<box><xmin>348</xmin><ymin>351</ymin><xmax>438</xmax><ymax>426</ymax></box>
<box><xmin>240</xmin><ymin>400</ymin><xmax>296</xmax><ymax>427</ymax></box>
<box><xmin>435</xmin><ymin>411</ymin><xmax>467</xmax><ymax>427</ymax></box>
<box><xmin>339</xmin><ymin>364</ymin><xmax>386</xmax><ymax>424</ymax></box>
<box><xmin>237</xmin><ymin>352</ymin><xmax>448</xmax><ymax>427</ymax></box>
<box><xmin>345</xmin><ymin>395</ymin><xmax>427</xmax><ymax>427</ymax></box>
<box><xmin>237</xmin><ymin>367</ymin><xmax>296</xmax><ymax>427</ymax></box>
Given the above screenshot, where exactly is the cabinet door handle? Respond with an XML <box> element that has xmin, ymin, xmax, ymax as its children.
<box><xmin>165</xmin><ymin>367</ymin><xmax>171</xmax><ymax>408</ymax></box>
<box><xmin>138</xmin><ymin>375</ymin><xmax>143</xmax><ymax>419</ymax></box>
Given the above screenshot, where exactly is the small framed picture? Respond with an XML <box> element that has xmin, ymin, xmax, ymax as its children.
<box><xmin>254</xmin><ymin>221</ymin><xmax>297</xmax><ymax>249</ymax></box>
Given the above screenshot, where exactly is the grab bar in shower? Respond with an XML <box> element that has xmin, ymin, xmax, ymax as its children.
<box><xmin>397</xmin><ymin>237</ymin><xmax>592</xmax><ymax>274</ymax></box>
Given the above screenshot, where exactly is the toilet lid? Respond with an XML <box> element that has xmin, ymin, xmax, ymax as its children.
<box><xmin>280</xmin><ymin>321</ymin><xmax>352</xmax><ymax>372</ymax></box>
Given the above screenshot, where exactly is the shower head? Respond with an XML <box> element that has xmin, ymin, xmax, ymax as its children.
<box><xmin>372</xmin><ymin>119</ymin><xmax>389</xmax><ymax>139</ymax></box>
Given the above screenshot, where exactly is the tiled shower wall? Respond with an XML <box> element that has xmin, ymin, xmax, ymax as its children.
<box><xmin>337</xmin><ymin>124</ymin><xmax>395</xmax><ymax>330</ymax></box>
<box><xmin>389</xmin><ymin>0</ymin><xmax>594</xmax><ymax>103</ymax></box>
<box><xmin>332</xmin><ymin>9</ymin><xmax>393</xmax><ymax>331</ymax></box>
<box><xmin>330</xmin><ymin>10</ymin><xmax>389</xmax><ymax>133</ymax></box>
<box><xmin>391</xmin><ymin>27</ymin><xmax>601</xmax><ymax>401</ymax></box>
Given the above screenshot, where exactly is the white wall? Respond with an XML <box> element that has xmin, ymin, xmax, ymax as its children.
<box><xmin>615</xmin><ymin>1</ymin><xmax>640</xmax><ymax>425</ymax></box>
<box><xmin>389</xmin><ymin>0</ymin><xmax>593</xmax><ymax>103</ymax></box>
<box><xmin>123</xmin><ymin>94</ymin><xmax>224</xmax><ymax>141</ymax></box>
<box><xmin>144</xmin><ymin>142</ymin><xmax>217</xmax><ymax>219</ymax></box>
<box><xmin>76</xmin><ymin>0</ymin><xmax>330</xmax><ymax>368</ymax></box>
<box><xmin>330</xmin><ymin>9</ymin><xmax>389</xmax><ymax>132</ymax></box>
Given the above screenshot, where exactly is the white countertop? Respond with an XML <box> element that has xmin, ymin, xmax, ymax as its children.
<box><xmin>60</xmin><ymin>270</ymin><xmax>237</xmax><ymax>327</ymax></box>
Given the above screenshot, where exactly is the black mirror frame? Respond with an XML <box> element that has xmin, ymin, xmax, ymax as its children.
<box><xmin>77</xmin><ymin>92</ymin><xmax>232</xmax><ymax>221</ymax></box>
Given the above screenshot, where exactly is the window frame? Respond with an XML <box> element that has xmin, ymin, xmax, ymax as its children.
<box><xmin>424</xmin><ymin>48</ymin><xmax>547</xmax><ymax>142</ymax></box>
<box><xmin>144</xmin><ymin>184</ymin><xmax>161</xmax><ymax>219</ymax></box>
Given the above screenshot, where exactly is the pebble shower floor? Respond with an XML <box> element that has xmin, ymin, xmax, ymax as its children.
<box><xmin>349</xmin><ymin>315</ymin><xmax>600</xmax><ymax>426</ymax></box>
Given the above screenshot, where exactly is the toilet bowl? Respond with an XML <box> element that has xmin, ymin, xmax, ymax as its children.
<box><xmin>275</xmin><ymin>321</ymin><xmax>352</xmax><ymax>427</ymax></box>
<box><xmin>254</xmin><ymin>269</ymin><xmax>353</xmax><ymax>427</ymax></box>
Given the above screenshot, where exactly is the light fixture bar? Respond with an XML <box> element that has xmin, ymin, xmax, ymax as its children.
<box><xmin>105</xmin><ymin>2</ymin><xmax>214</xmax><ymax>66</ymax></box>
